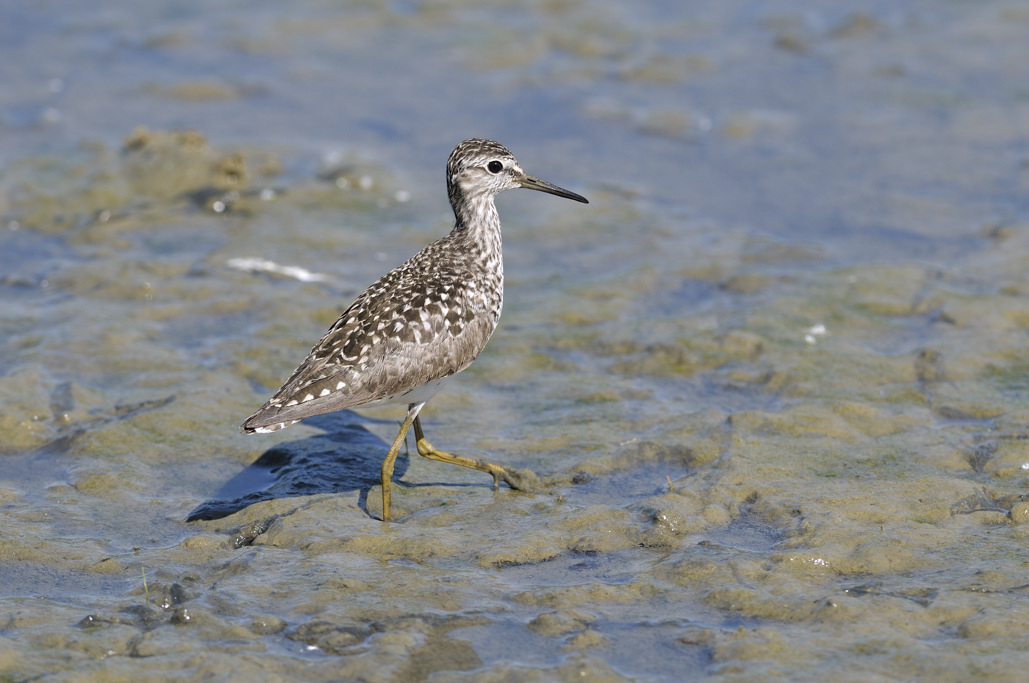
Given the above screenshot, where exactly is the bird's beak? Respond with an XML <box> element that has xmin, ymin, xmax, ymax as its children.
<box><xmin>519</xmin><ymin>174</ymin><xmax>589</xmax><ymax>204</ymax></box>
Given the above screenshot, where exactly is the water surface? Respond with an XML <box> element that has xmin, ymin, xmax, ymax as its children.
<box><xmin>3</xmin><ymin>1</ymin><xmax>1029</xmax><ymax>680</ymax></box>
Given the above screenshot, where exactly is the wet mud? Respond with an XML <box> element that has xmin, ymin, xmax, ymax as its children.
<box><xmin>3</xmin><ymin>1</ymin><xmax>1029</xmax><ymax>680</ymax></box>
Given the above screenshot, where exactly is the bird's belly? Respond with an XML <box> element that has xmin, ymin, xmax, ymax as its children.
<box><xmin>358</xmin><ymin>374</ymin><xmax>455</xmax><ymax>409</ymax></box>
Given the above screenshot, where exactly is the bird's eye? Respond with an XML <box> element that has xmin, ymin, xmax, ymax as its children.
<box><xmin>487</xmin><ymin>160</ymin><xmax>504</xmax><ymax>174</ymax></box>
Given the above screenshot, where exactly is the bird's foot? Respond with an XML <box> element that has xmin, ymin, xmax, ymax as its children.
<box><xmin>484</xmin><ymin>462</ymin><xmax>540</xmax><ymax>492</ymax></box>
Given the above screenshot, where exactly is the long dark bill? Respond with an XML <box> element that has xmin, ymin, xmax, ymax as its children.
<box><xmin>520</xmin><ymin>174</ymin><xmax>589</xmax><ymax>204</ymax></box>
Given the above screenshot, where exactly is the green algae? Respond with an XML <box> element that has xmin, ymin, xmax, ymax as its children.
<box><xmin>3</xmin><ymin>3</ymin><xmax>1029</xmax><ymax>681</ymax></box>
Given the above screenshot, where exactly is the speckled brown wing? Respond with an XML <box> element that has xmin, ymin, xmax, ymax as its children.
<box><xmin>240</xmin><ymin>235</ymin><xmax>500</xmax><ymax>433</ymax></box>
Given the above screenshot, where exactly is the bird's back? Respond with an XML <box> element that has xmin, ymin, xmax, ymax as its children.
<box><xmin>241</xmin><ymin>230</ymin><xmax>502</xmax><ymax>433</ymax></box>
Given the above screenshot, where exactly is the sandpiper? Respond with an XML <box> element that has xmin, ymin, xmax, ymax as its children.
<box><xmin>242</xmin><ymin>138</ymin><xmax>588</xmax><ymax>520</ymax></box>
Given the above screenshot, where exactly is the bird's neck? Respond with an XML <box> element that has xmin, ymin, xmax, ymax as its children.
<box><xmin>451</xmin><ymin>193</ymin><xmax>503</xmax><ymax>262</ymax></box>
<box><xmin>449</xmin><ymin>191</ymin><xmax>504</xmax><ymax>320</ymax></box>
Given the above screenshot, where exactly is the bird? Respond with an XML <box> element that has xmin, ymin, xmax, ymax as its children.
<box><xmin>241</xmin><ymin>138</ymin><xmax>589</xmax><ymax>521</ymax></box>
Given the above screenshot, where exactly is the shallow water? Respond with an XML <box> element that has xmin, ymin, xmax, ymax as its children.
<box><xmin>3</xmin><ymin>1</ymin><xmax>1029</xmax><ymax>681</ymax></box>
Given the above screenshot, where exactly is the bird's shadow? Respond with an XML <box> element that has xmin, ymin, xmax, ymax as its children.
<box><xmin>186</xmin><ymin>411</ymin><xmax>408</xmax><ymax>522</ymax></box>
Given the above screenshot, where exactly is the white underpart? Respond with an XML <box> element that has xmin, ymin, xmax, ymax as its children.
<box><xmin>359</xmin><ymin>375</ymin><xmax>455</xmax><ymax>409</ymax></box>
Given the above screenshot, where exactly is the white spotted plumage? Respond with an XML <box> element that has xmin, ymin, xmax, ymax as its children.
<box><xmin>241</xmin><ymin>139</ymin><xmax>587</xmax><ymax>438</ymax></box>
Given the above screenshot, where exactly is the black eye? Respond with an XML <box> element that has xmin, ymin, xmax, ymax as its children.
<box><xmin>487</xmin><ymin>160</ymin><xmax>503</xmax><ymax>174</ymax></box>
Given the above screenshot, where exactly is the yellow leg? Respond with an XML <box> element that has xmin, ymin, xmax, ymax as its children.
<box><xmin>412</xmin><ymin>416</ymin><xmax>511</xmax><ymax>489</ymax></box>
<box><xmin>380</xmin><ymin>405</ymin><xmax>538</xmax><ymax>521</ymax></box>
<box><xmin>380</xmin><ymin>409</ymin><xmax>417</xmax><ymax>522</ymax></box>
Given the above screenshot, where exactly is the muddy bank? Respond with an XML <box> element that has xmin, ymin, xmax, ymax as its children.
<box><xmin>4</xmin><ymin>1</ymin><xmax>1029</xmax><ymax>680</ymax></box>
